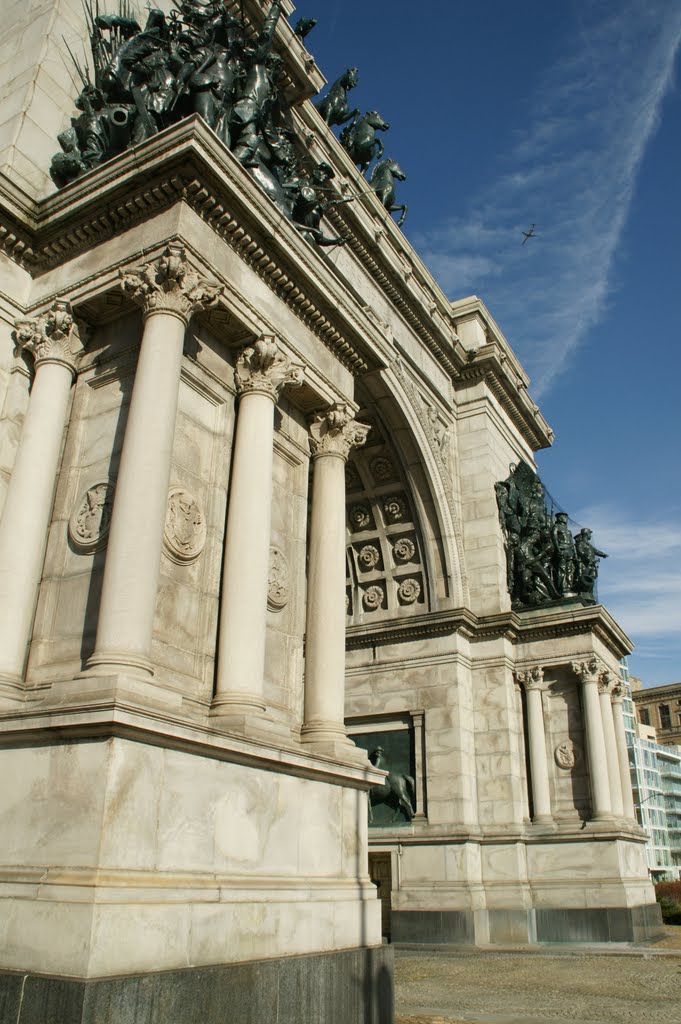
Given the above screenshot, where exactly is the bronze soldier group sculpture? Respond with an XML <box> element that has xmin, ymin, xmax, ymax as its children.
<box><xmin>50</xmin><ymin>1</ymin><xmax>408</xmax><ymax>239</ymax></box>
<box><xmin>495</xmin><ymin>461</ymin><xmax>607</xmax><ymax>608</ymax></box>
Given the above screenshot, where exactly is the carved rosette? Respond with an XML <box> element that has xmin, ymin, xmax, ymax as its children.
<box><xmin>68</xmin><ymin>482</ymin><xmax>115</xmax><ymax>553</ymax></box>
<box><xmin>349</xmin><ymin>503</ymin><xmax>372</xmax><ymax>531</ymax></box>
<box><xmin>358</xmin><ymin>544</ymin><xmax>380</xmax><ymax>571</ymax></box>
<box><xmin>163</xmin><ymin>488</ymin><xmax>206</xmax><ymax>564</ymax></box>
<box><xmin>267</xmin><ymin>546</ymin><xmax>290</xmax><ymax>610</ymax></box>
<box><xmin>370</xmin><ymin>456</ymin><xmax>394</xmax><ymax>482</ymax></box>
<box><xmin>14</xmin><ymin>300</ymin><xmax>84</xmax><ymax>376</ymax></box>
<box><xmin>235</xmin><ymin>335</ymin><xmax>304</xmax><ymax>402</ymax></box>
<box><xmin>309</xmin><ymin>403</ymin><xmax>370</xmax><ymax>462</ymax></box>
<box><xmin>571</xmin><ymin>656</ymin><xmax>605</xmax><ymax>684</ymax></box>
<box><xmin>393</xmin><ymin>537</ymin><xmax>416</xmax><ymax>563</ymax></box>
<box><xmin>397</xmin><ymin>577</ymin><xmax>421</xmax><ymax>604</ymax></box>
<box><xmin>120</xmin><ymin>244</ymin><xmax>223</xmax><ymax>326</ymax></box>
<box><xmin>515</xmin><ymin>666</ymin><xmax>545</xmax><ymax>690</ymax></box>
<box><xmin>383</xmin><ymin>495</ymin><xmax>407</xmax><ymax>523</ymax></box>
<box><xmin>362</xmin><ymin>585</ymin><xmax>385</xmax><ymax>611</ymax></box>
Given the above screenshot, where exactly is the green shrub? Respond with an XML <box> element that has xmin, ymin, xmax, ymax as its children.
<box><xmin>655</xmin><ymin>880</ymin><xmax>681</xmax><ymax>902</ymax></box>
<box><xmin>655</xmin><ymin>887</ymin><xmax>681</xmax><ymax>924</ymax></box>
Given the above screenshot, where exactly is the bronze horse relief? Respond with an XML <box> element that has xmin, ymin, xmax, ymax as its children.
<box><xmin>340</xmin><ymin>110</ymin><xmax>389</xmax><ymax>173</ymax></box>
<box><xmin>314</xmin><ymin>66</ymin><xmax>360</xmax><ymax>126</ymax></box>
<box><xmin>370</xmin><ymin>159</ymin><xmax>408</xmax><ymax>226</ymax></box>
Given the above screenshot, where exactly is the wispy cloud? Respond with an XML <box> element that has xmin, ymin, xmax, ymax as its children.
<box><xmin>576</xmin><ymin>503</ymin><xmax>681</xmax><ymax>642</ymax></box>
<box><xmin>415</xmin><ymin>1</ymin><xmax>681</xmax><ymax>395</ymax></box>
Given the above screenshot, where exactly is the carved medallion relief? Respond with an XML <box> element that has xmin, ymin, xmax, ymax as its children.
<box><xmin>554</xmin><ymin>740</ymin><xmax>579</xmax><ymax>770</ymax></box>
<box><xmin>69</xmin><ymin>482</ymin><xmax>115</xmax><ymax>553</ymax></box>
<box><xmin>268</xmin><ymin>546</ymin><xmax>290</xmax><ymax>610</ymax></box>
<box><xmin>163</xmin><ymin>488</ymin><xmax>206</xmax><ymax>564</ymax></box>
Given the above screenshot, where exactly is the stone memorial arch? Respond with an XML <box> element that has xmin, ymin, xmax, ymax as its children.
<box><xmin>0</xmin><ymin>2</ymin><xmax>660</xmax><ymax>1022</ymax></box>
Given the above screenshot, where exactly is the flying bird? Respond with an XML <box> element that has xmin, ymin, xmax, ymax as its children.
<box><xmin>521</xmin><ymin>224</ymin><xmax>537</xmax><ymax>245</ymax></box>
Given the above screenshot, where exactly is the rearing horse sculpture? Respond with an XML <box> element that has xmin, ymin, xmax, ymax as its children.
<box><xmin>368</xmin><ymin>746</ymin><xmax>416</xmax><ymax>823</ymax></box>
<box><xmin>370</xmin><ymin>158</ymin><xmax>408</xmax><ymax>226</ymax></box>
<box><xmin>340</xmin><ymin>110</ymin><xmax>389</xmax><ymax>174</ymax></box>
<box><xmin>314</xmin><ymin>67</ymin><xmax>360</xmax><ymax>127</ymax></box>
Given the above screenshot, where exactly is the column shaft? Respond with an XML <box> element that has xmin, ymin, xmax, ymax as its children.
<box><xmin>0</xmin><ymin>362</ymin><xmax>73</xmax><ymax>680</ymax></box>
<box><xmin>600</xmin><ymin>684</ymin><xmax>624</xmax><ymax>817</ymax></box>
<box><xmin>87</xmin><ymin>245</ymin><xmax>221</xmax><ymax>678</ymax></box>
<box><xmin>579</xmin><ymin>672</ymin><xmax>613</xmax><ymax>819</ymax></box>
<box><xmin>213</xmin><ymin>392</ymin><xmax>275</xmax><ymax>712</ymax></box>
<box><xmin>525</xmin><ymin>685</ymin><xmax>552</xmax><ymax>821</ymax></box>
<box><xmin>303</xmin><ymin>453</ymin><xmax>347</xmax><ymax>735</ymax></box>
<box><xmin>212</xmin><ymin>336</ymin><xmax>302</xmax><ymax>723</ymax></box>
<box><xmin>88</xmin><ymin>312</ymin><xmax>185</xmax><ymax>675</ymax></box>
<box><xmin>302</xmin><ymin>404</ymin><xmax>369</xmax><ymax>757</ymax></box>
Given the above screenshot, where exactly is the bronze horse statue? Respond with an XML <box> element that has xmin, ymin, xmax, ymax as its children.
<box><xmin>370</xmin><ymin>158</ymin><xmax>407</xmax><ymax>226</ymax></box>
<box><xmin>340</xmin><ymin>110</ymin><xmax>389</xmax><ymax>173</ymax></box>
<box><xmin>315</xmin><ymin>67</ymin><xmax>360</xmax><ymax>127</ymax></box>
<box><xmin>368</xmin><ymin>746</ymin><xmax>416</xmax><ymax>823</ymax></box>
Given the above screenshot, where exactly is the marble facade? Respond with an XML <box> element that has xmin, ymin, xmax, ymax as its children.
<box><xmin>0</xmin><ymin>2</ymin><xmax>662</xmax><ymax>1022</ymax></box>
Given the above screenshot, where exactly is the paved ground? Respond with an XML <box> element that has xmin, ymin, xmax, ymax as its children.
<box><xmin>394</xmin><ymin>927</ymin><xmax>681</xmax><ymax>1024</ymax></box>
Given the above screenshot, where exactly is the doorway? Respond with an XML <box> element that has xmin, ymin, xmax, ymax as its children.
<box><xmin>369</xmin><ymin>852</ymin><xmax>392</xmax><ymax>941</ymax></box>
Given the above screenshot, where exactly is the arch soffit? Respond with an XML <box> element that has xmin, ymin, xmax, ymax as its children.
<box><xmin>353</xmin><ymin>365</ymin><xmax>468</xmax><ymax>610</ymax></box>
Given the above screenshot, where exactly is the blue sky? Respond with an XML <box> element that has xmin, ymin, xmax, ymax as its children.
<box><xmin>303</xmin><ymin>0</ymin><xmax>681</xmax><ymax>685</ymax></box>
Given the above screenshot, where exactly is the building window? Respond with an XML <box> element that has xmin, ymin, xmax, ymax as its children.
<box><xmin>659</xmin><ymin>704</ymin><xmax>672</xmax><ymax>730</ymax></box>
<box><xmin>639</xmin><ymin>707</ymin><xmax>650</xmax><ymax>726</ymax></box>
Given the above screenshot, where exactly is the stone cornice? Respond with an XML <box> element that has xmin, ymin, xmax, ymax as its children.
<box><xmin>0</xmin><ymin>119</ymin><xmax>380</xmax><ymax>376</ymax></box>
<box><xmin>1</xmin><ymin>116</ymin><xmax>549</xmax><ymax>451</ymax></box>
<box><xmin>631</xmin><ymin>683</ymin><xmax>681</xmax><ymax>703</ymax></box>
<box><xmin>453</xmin><ymin>343</ymin><xmax>553</xmax><ymax>451</ymax></box>
<box><xmin>345</xmin><ymin>602</ymin><xmax>632</xmax><ymax>661</ymax></box>
<box><xmin>0</xmin><ymin>702</ymin><xmax>384</xmax><ymax>789</ymax></box>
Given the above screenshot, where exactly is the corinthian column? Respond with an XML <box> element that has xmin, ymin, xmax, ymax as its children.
<box><xmin>516</xmin><ymin>666</ymin><xmax>553</xmax><ymax>823</ymax></box>
<box><xmin>87</xmin><ymin>245</ymin><xmax>221</xmax><ymax>678</ymax></box>
<box><xmin>611</xmin><ymin>682</ymin><xmax>637</xmax><ymax>821</ymax></box>
<box><xmin>0</xmin><ymin>302</ymin><xmax>83</xmax><ymax>686</ymax></box>
<box><xmin>302</xmin><ymin>404</ymin><xmax>369</xmax><ymax>757</ymax></box>
<box><xmin>599</xmin><ymin>671</ymin><xmax>624</xmax><ymax>817</ymax></box>
<box><xmin>212</xmin><ymin>337</ymin><xmax>303</xmax><ymax>723</ymax></box>
<box><xmin>571</xmin><ymin>658</ymin><xmax>612</xmax><ymax>819</ymax></box>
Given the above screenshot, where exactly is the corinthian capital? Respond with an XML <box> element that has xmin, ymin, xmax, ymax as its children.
<box><xmin>598</xmin><ymin>669</ymin><xmax>615</xmax><ymax>695</ymax></box>
<box><xmin>14</xmin><ymin>300</ymin><xmax>84</xmax><ymax>376</ymax></box>
<box><xmin>571</xmin><ymin>656</ymin><xmax>605</xmax><ymax>684</ymax></box>
<box><xmin>515</xmin><ymin>666</ymin><xmax>545</xmax><ymax>691</ymax></box>
<box><xmin>234</xmin><ymin>336</ymin><xmax>304</xmax><ymax>401</ymax></box>
<box><xmin>120</xmin><ymin>244</ymin><xmax>222</xmax><ymax>325</ymax></box>
<box><xmin>309</xmin><ymin>403</ymin><xmax>370</xmax><ymax>462</ymax></box>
